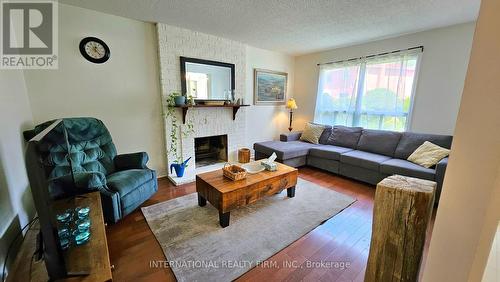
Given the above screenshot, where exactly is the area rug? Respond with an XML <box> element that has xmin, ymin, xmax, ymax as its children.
<box><xmin>141</xmin><ymin>178</ymin><xmax>356</xmax><ymax>282</ymax></box>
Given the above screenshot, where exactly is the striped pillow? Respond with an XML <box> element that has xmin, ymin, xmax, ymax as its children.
<box><xmin>300</xmin><ymin>123</ymin><xmax>325</xmax><ymax>144</ymax></box>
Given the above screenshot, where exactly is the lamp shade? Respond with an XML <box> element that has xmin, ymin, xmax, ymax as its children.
<box><xmin>286</xmin><ymin>98</ymin><xmax>298</xmax><ymax>110</ymax></box>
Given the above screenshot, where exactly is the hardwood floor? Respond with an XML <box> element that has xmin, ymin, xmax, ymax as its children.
<box><xmin>106</xmin><ymin>167</ymin><xmax>434</xmax><ymax>281</ymax></box>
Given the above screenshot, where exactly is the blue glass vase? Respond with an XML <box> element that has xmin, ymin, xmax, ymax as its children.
<box><xmin>76</xmin><ymin>206</ymin><xmax>90</xmax><ymax>219</ymax></box>
<box><xmin>73</xmin><ymin>229</ymin><xmax>91</xmax><ymax>246</ymax></box>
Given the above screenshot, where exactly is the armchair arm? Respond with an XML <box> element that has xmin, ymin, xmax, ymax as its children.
<box><xmin>114</xmin><ymin>152</ymin><xmax>149</xmax><ymax>170</ymax></box>
<box><xmin>434</xmin><ymin>157</ymin><xmax>449</xmax><ymax>204</ymax></box>
<box><xmin>280</xmin><ymin>131</ymin><xmax>302</xmax><ymax>142</ymax></box>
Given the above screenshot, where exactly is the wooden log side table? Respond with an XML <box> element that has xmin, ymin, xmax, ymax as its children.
<box><xmin>365</xmin><ymin>175</ymin><xmax>436</xmax><ymax>282</ymax></box>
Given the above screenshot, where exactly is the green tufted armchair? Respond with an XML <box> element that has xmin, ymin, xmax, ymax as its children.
<box><xmin>24</xmin><ymin>117</ymin><xmax>158</xmax><ymax>223</ymax></box>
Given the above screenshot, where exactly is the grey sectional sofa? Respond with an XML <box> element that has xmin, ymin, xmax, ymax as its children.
<box><xmin>253</xmin><ymin>126</ymin><xmax>452</xmax><ymax>204</ymax></box>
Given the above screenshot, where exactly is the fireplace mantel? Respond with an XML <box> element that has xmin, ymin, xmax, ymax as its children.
<box><xmin>174</xmin><ymin>104</ymin><xmax>250</xmax><ymax>124</ymax></box>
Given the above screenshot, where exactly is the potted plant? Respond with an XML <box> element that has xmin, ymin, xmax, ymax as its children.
<box><xmin>164</xmin><ymin>92</ymin><xmax>194</xmax><ymax>177</ymax></box>
<box><xmin>171</xmin><ymin>92</ymin><xmax>186</xmax><ymax>106</ymax></box>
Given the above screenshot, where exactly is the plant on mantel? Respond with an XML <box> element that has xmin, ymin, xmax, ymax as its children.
<box><xmin>164</xmin><ymin>92</ymin><xmax>194</xmax><ymax>170</ymax></box>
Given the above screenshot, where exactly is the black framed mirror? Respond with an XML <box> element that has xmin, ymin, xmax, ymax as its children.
<box><xmin>180</xmin><ymin>57</ymin><xmax>235</xmax><ymax>102</ymax></box>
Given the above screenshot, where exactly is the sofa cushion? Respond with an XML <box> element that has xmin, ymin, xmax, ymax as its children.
<box><xmin>121</xmin><ymin>175</ymin><xmax>157</xmax><ymax>215</ymax></box>
<box><xmin>302</xmin><ymin>123</ymin><xmax>332</xmax><ymax>144</ymax></box>
<box><xmin>309</xmin><ymin>145</ymin><xmax>353</xmax><ymax>160</ymax></box>
<box><xmin>319</xmin><ymin>126</ymin><xmax>333</xmax><ymax>145</ymax></box>
<box><xmin>300</xmin><ymin>123</ymin><xmax>326</xmax><ymax>144</ymax></box>
<box><xmin>340</xmin><ymin>150</ymin><xmax>391</xmax><ymax>171</ymax></box>
<box><xmin>394</xmin><ymin>132</ymin><xmax>453</xmax><ymax>160</ymax></box>
<box><xmin>326</xmin><ymin>126</ymin><xmax>363</xmax><ymax>149</ymax></box>
<box><xmin>407</xmin><ymin>141</ymin><xmax>450</xmax><ymax>168</ymax></box>
<box><xmin>380</xmin><ymin>159</ymin><xmax>436</xmax><ymax>181</ymax></box>
<box><xmin>356</xmin><ymin>129</ymin><xmax>402</xmax><ymax>157</ymax></box>
<box><xmin>254</xmin><ymin>140</ymin><xmax>319</xmax><ymax>160</ymax></box>
<box><xmin>107</xmin><ymin>169</ymin><xmax>155</xmax><ymax>197</ymax></box>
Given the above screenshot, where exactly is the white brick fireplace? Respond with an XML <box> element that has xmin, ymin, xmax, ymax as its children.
<box><xmin>168</xmin><ymin>107</ymin><xmax>246</xmax><ymax>184</ymax></box>
<box><xmin>156</xmin><ymin>24</ymin><xmax>248</xmax><ymax>185</ymax></box>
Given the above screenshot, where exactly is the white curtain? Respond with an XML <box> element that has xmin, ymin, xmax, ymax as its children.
<box><xmin>314</xmin><ymin>49</ymin><xmax>421</xmax><ymax>131</ymax></box>
<box><xmin>314</xmin><ymin>60</ymin><xmax>361</xmax><ymax>126</ymax></box>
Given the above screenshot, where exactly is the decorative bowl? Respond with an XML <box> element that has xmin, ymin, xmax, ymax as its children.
<box><xmin>242</xmin><ymin>162</ymin><xmax>265</xmax><ymax>174</ymax></box>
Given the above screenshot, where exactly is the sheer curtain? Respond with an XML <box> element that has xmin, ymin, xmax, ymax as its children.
<box><xmin>314</xmin><ymin>49</ymin><xmax>421</xmax><ymax>131</ymax></box>
<box><xmin>314</xmin><ymin>61</ymin><xmax>361</xmax><ymax>126</ymax></box>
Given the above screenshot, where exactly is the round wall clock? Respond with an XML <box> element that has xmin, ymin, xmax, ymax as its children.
<box><xmin>79</xmin><ymin>37</ymin><xmax>110</xmax><ymax>64</ymax></box>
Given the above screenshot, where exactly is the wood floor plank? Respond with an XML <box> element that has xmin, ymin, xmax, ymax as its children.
<box><xmin>106</xmin><ymin>167</ymin><xmax>434</xmax><ymax>281</ymax></box>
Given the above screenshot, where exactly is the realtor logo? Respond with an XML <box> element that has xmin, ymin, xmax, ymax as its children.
<box><xmin>1</xmin><ymin>0</ymin><xmax>58</xmax><ymax>69</ymax></box>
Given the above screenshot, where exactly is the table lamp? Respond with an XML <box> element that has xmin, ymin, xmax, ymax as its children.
<box><xmin>286</xmin><ymin>98</ymin><xmax>298</xmax><ymax>131</ymax></box>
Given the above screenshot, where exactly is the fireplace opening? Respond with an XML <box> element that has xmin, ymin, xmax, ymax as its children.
<box><xmin>194</xmin><ymin>135</ymin><xmax>228</xmax><ymax>168</ymax></box>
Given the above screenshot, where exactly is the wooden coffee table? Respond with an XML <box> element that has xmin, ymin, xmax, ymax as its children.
<box><xmin>196</xmin><ymin>162</ymin><xmax>298</xmax><ymax>227</ymax></box>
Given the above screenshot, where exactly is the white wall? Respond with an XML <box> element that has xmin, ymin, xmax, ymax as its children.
<box><xmin>0</xmin><ymin>68</ymin><xmax>34</xmax><ymax>274</ymax></box>
<box><xmin>23</xmin><ymin>4</ymin><xmax>166</xmax><ymax>175</ymax></box>
<box><xmin>423</xmin><ymin>1</ymin><xmax>500</xmax><ymax>280</ymax></box>
<box><xmin>293</xmin><ymin>22</ymin><xmax>475</xmax><ymax>135</ymax></box>
<box><xmin>483</xmin><ymin>224</ymin><xmax>500</xmax><ymax>282</ymax></box>
<box><xmin>245</xmin><ymin>46</ymin><xmax>295</xmax><ymax>149</ymax></box>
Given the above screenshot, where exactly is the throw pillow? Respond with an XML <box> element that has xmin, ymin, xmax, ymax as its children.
<box><xmin>326</xmin><ymin>125</ymin><xmax>363</xmax><ymax>148</ymax></box>
<box><xmin>318</xmin><ymin>125</ymin><xmax>333</xmax><ymax>145</ymax></box>
<box><xmin>300</xmin><ymin>123</ymin><xmax>325</xmax><ymax>144</ymax></box>
<box><xmin>407</xmin><ymin>141</ymin><xmax>450</xmax><ymax>168</ymax></box>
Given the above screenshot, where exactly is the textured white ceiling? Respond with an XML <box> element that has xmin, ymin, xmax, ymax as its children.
<box><xmin>60</xmin><ymin>0</ymin><xmax>480</xmax><ymax>55</ymax></box>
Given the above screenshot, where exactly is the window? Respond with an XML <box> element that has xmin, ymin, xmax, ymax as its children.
<box><xmin>314</xmin><ymin>49</ymin><xmax>421</xmax><ymax>131</ymax></box>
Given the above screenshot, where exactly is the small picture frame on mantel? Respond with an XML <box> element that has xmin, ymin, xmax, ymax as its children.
<box><xmin>254</xmin><ymin>69</ymin><xmax>288</xmax><ymax>105</ymax></box>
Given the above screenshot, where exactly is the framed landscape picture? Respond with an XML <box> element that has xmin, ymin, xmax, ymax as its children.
<box><xmin>254</xmin><ymin>69</ymin><xmax>288</xmax><ymax>105</ymax></box>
